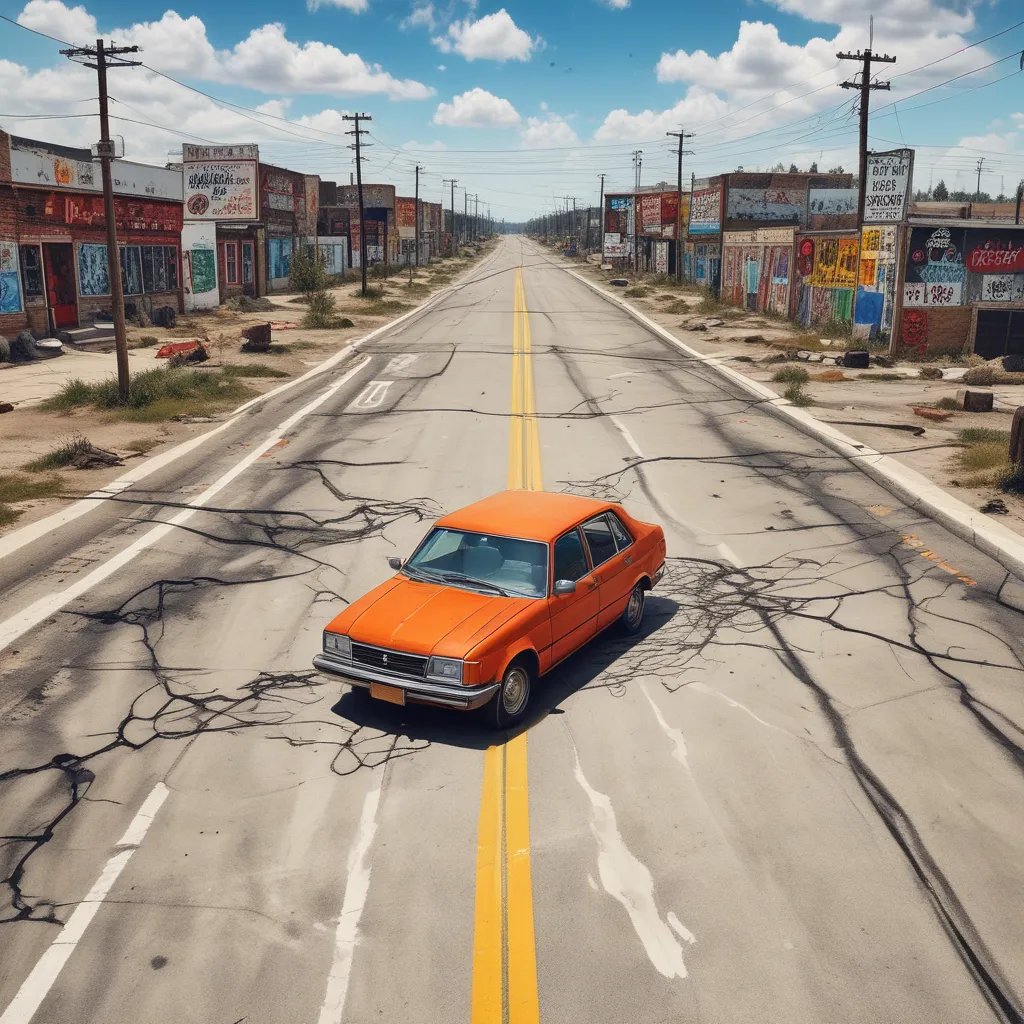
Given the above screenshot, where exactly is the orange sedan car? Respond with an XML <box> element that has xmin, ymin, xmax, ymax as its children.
<box><xmin>313</xmin><ymin>491</ymin><xmax>667</xmax><ymax>726</ymax></box>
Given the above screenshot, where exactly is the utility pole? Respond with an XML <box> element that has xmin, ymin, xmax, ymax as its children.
<box><xmin>667</xmin><ymin>128</ymin><xmax>695</xmax><ymax>282</ymax></box>
<box><xmin>598</xmin><ymin>174</ymin><xmax>605</xmax><ymax>257</ymax></box>
<box><xmin>838</xmin><ymin>46</ymin><xmax>896</xmax><ymax>226</ymax></box>
<box><xmin>343</xmin><ymin>113</ymin><xmax>372</xmax><ymax>295</ymax></box>
<box><xmin>61</xmin><ymin>38</ymin><xmax>140</xmax><ymax>402</ymax></box>
<box><xmin>632</xmin><ymin>150</ymin><xmax>643</xmax><ymax>191</ymax></box>
<box><xmin>443</xmin><ymin>179</ymin><xmax>458</xmax><ymax>255</ymax></box>
<box><xmin>412</xmin><ymin>164</ymin><xmax>422</xmax><ymax>281</ymax></box>
<box><xmin>975</xmin><ymin>158</ymin><xmax>986</xmax><ymax>203</ymax></box>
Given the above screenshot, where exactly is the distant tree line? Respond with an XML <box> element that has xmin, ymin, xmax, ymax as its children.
<box><xmin>912</xmin><ymin>180</ymin><xmax>1017</xmax><ymax>204</ymax></box>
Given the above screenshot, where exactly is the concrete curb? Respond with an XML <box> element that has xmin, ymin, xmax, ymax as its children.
<box><xmin>565</xmin><ymin>266</ymin><xmax>1024</xmax><ymax>584</ymax></box>
<box><xmin>0</xmin><ymin>248</ymin><xmax>500</xmax><ymax>562</ymax></box>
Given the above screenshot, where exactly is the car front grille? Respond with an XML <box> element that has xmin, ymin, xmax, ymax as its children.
<box><xmin>351</xmin><ymin>643</ymin><xmax>428</xmax><ymax>679</ymax></box>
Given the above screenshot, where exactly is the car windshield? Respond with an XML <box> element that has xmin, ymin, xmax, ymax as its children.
<box><xmin>405</xmin><ymin>528</ymin><xmax>548</xmax><ymax>598</ymax></box>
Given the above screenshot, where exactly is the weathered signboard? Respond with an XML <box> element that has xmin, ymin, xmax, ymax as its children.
<box><xmin>688</xmin><ymin>187</ymin><xmax>722</xmax><ymax>235</ymax></box>
<box><xmin>863</xmin><ymin>150</ymin><xmax>912</xmax><ymax>224</ymax></box>
<box><xmin>396</xmin><ymin>197</ymin><xmax>417</xmax><ymax>240</ymax></box>
<box><xmin>182</xmin><ymin>144</ymin><xmax>258</xmax><ymax>222</ymax></box>
<box><xmin>11</xmin><ymin>146</ymin><xmax>181</xmax><ymax>200</ymax></box>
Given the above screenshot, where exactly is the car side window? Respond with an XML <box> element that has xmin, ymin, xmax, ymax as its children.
<box><xmin>607</xmin><ymin>512</ymin><xmax>633</xmax><ymax>551</ymax></box>
<box><xmin>553</xmin><ymin>529</ymin><xmax>590</xmax><ymax>583</ymax></box>
<box><xmin>581</xmin><ymin>515</ymin><xmax>618</xmax><ymax>569</ymax></box>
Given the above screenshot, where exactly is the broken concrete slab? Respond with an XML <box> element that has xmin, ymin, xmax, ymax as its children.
<box><xmin>957</xmin><ymin>388</ymin><xmax>995</xmax><ymax>412</ymax></box>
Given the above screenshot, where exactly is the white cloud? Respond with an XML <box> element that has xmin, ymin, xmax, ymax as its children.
<box><xmin>17</xmin><ymin>1</ymin><xmax>431</xmax><ymax>100</ymax></box>
<box><xmin>599</xmin><ymin>0</ymin><xmax>630</xmax><ymax>7</ymax></box>
<box><xmin>307</xmin><ymin>0</ymin><xmax>369</xmax><ymax>11</ymax></box>
<box><xmin>402</xmin><ymin>139</ymin><xmax>448</xmax><ymax>150</ymax></box>
<box><xmin>433</xmin><ymin>9</ymin><xmax>536</xmax><ymax>62</ymax></box>
<box><xmin>764</xmin><ymin>0</ymin><xmax>971</xmax><ymax>36</ymax></box>
<box><xmin>17</xmin><ymin>0</ymin><xmax>95</xmax><ymax>43</ymax></box>
<box><xmin>594</xmin><ymin>87</ymin><xmax>732</xmax><ymax>142</ymax></box>
<box><xmin>437</xmin><ymin>64</ymin><xmax>446</xmax><ymax>71</ymax></box>
<box><xmin>434</xmin><ymin>87</ymin><xmax>520</xmax><ymax>126</ymax></box>
<box><xmin>520</xmin><ymin>114</ymin><xmax>579</xmax><ymax>148</ymax></box>
<box><xmin>401</xmin><ymin>3</ymin><xmax>436</xmax><ymax>30</ymax></box>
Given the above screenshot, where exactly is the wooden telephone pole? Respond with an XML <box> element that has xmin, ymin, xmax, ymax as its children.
<box><xmin>838</xmin><ymin>44</ymin><xmax>896</xmax><ymax>226</ymax></box>
<box><xmin>61</xmin><ymin>39</ymin><xmax>140</xmax><ymax>402</ymax></box>
<box><xmin>443</xmin><ymin>179</ymin><xmax>458</xmax><ymax>255</ymax></box>
<box><xmin>413</xmin><ymin>164</ymin><xmax>422</xmax><ymax>279</ymax></box>
<box><xmin>666</xmin><ymin>128</ymin><xmax>695</xmax><ymax>281</ymax></box>
<box><xmin>343</xmin><ymin>113</ymin><xmax>372</xmax><ymax>295</ymax></box>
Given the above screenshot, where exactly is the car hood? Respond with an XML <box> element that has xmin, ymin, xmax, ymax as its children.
<box><xmin>327</xmin><ymin>576</ymin><xmax>534</xmax><ymax>657</ymax></box>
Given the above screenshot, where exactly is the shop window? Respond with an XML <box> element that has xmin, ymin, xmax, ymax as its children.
<box><xmin>268</xmin><ymin>237</ymin><xmax>293</xmax><ymax>280</ymax></box>
<box><xmin>78</xmin><ymin>243</ymin><xmax>110</xmax><ymax>296</ymax></box>
<box><xmin>80</xmin><ymin>244</ymin><xmax>177</xmax><ymax>297</ymax></box>
<box><xmin>19</xmin><ymin>245</ymin><xmax>44</xmax><ymax>298</ymax></box>
<box><xmin>242</xmin><ymin>243</ymin><xmax>254</xmax><ymax>286</ymax></box>
<box><xmin>119</xmin><ymin>246</ymin><xmax>143</xmax><ymax>296</ymax></box>
<box><xmin>143</xmin><ymin>246</ymin><xmax>177</xmax><ymax>293</ymax></box>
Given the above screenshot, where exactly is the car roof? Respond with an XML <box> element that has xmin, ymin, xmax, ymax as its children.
<box><xmin>435</xmin><ymin>490</ymin><xmax>612</xmax><ymax>542</ymax></box>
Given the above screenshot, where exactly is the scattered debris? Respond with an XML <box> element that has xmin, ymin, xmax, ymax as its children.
<box><xmin>981</xmin><ymin>498</ymin><xmax>1010</xmax><ymax>515</ymax></box>
<box><xmin>688</xmin><ymin>323</ymin><xmax>708</xmax><ymax>332</ymax></box>
<box><xmin>269</xmin><ymin>321</ymin><xmax>300</xmax><ymax>331</ymax></box>
<box><xmin>35</xmin><ymin>339</ymin><xmax>63</xmax><ymax>359</ymax></box>
<box><xmin>610</xmin><ymin>278</ymin><xmax>629</xmax><ymax>287</ymax></box>
<box><xmin>0</xmin><ymin>403</ymin><xmax>13</xmax><ymax>414</ymax></box>
<box><xmin>150</xmin><ymin>306</ymin><xmax>177</xmax><ymax>329</ymax></box>
<box><xmin>743</xmin><ymin>335</ymin><xmax>767</xmax><ymax>344</ymax></box>
<box><xmin>168</xmin><ymin>343</ymin><xmax>209</xmax><ymax>367</ymax></box>
<box><xmin>10</xmin><ymin>332</ymin><xmax>39</xmax><ymax>362</ymax></box>
<box><xmin>956</xmin><ymin>388</ymin><xmax>994</xmax><ymax>413</ymax></box>
<box><xmin>872</xmin><ymin>356</ymin><xmax>894</xmax><ymax>368</ymax></box>
<box><xmin>919</xmin><ymin>366</ymin><xmax>944</xmax><ymax>380</ymax></box>
<box><xmin>840</xmin><ymin>350</ymin><xmax>870</xmax><ymax>369</ymax></box>
<box><xmin>241</xmin><ymin>323</ymin><xmax>272</xmax><ymax>353</ymax></box>
<box><xmin>70</xmin><ymin>442</ymin><xmax>124</xmax><ymax>469</ymax></box>
<box><xmin>156</xmin><ymin>340</ymin><xmax>203</xmax><ymax>359</ymax></box>
<box><xmin>913</xmin><ymin>406</ymin><xmax>953</xmax><ymax>422</ymax></box>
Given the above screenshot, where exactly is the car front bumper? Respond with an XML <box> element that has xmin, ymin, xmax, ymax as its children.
<box><xmin>312</xmin><ymin>653</ymin><xmax>501</xmax><ymax>710</ymax></box>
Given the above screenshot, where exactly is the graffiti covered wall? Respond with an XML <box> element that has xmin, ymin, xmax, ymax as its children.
<box><xmin>604</xmin><ymin>196</ymin><xmax>634</xmax><ymax>259</ymax></box>
<box><xmin>794</xmin><ymin>233</ymin><xmax>860</xmax><ymax>326</ymax></box>
<box><xmin>721</xmin><ymin>228</ymin><xmax>794</xmax><ymax>314</ymax></box>
<box><xmin>854</xmin><ymin>225</ymin><xmax>899</xmax><ymax>341</ymax></box>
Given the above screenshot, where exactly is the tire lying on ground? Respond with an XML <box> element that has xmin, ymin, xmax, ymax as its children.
<box><xmin>610</xmin><ymin>278</ymin><xmax>629</xmax><ymax>287</ymax></box>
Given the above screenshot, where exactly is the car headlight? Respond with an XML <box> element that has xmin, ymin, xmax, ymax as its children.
<box><xmin>324</xmin><ymin>632</ymin><xmax>352</xmax><ymax>661</ymax></box>
<box><xmin>426</xmin><ymin>656</ymin><xmax>463</xmax><ymax>683</ymax></box>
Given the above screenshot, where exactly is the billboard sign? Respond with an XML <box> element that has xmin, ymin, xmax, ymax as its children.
<box><xmin>864</xmin><ymin>150</ymin><xmax>913</xmax><ymax>224</ymax></box>
<box><xmin>182</xmin><ymin>143</ymin><xmax>258</xmax><ymax>222</ymax></box>
<box><xmin>688</xmin><ymin>187</ymin><xmax>721</xmax><ymax>235</ymax></box>
<box><xmin>396</xmin><ymin>197</ymin><xmax>417</xmax><ymax>239</ymax></box>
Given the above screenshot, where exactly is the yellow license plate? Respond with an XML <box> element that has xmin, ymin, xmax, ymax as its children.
<box><xmin>370</xmin><ymin>682</ymin><xmax>406</xmax><ymax>706</ymax></box>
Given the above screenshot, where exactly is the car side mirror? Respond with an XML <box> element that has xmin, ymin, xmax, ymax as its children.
<box><xmin>388</xmin><ymin>557</ymin><xmax>404</xmax><ymax>571</ymax></box>
<box><xmin>553</xmin><ymin>579</ymin><xmax>576</xmax><ymax>595</ymax></box>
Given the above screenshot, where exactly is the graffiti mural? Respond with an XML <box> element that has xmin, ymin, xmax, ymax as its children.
<box><xmin>797</xmin><ymin>238</ymin><xmax>814</xmax><ymax>278</ymax></box>
<box><xmin>396</xmin><ymin>197</ymin><xmax>417</xmax><ymax>240</ymax></box>
<box><xmin>902</xmin><ymin>308</ymin><xmax>928</xmax><ymax>356</ymax></box>
<box><xmin>904</xmin><ymin>226</ymin><xmax>965</xmax><ymax>307</ymax></box>
<box><xmin>727</xmin><ymin>187</ymin><xmax>804</xmax><ymax>223</ymax></box>
<box><xmin>78</xmin><ymin>243</ymin><xmax>110</xmax><ymax>296</ymax></box>
<box><xmin>641</xmin><ymin>195</ymin><xmax>662</xmax><ymax>235</ymax></box>
<box><xmin>811</xmin><ymin>237</ymin><xmax>858</xmax><ymax>288</ymax></box>
<box><xmin>688</xmin><ymin>188</ymin><xmax>721</xmax><ymax>234</ymax></box>
<box><xmin>0</xmin><ymin>241</ymin><xmax>23</xmax><ymax>314</ymax></box>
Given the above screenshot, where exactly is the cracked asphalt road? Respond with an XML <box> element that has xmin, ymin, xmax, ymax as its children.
<box><xmin>1</xmin><ymin>236</ymin><xmax>1023</xmax><ymax>1023</ymax></box>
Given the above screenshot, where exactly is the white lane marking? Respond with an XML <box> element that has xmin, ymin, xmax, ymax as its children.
<box><xmin>608</xmin><ymin>371</ymin><xmax>634</xmax><ymax>380</ymax></box>
<box><xmin>383</xmin><ymin>353</ymin><xmax>419</xmax><ymax>374</ymax></box>
<box><xmin>716</xmin><ymin>543</ymin><xmax>742</xmax><ymax>568</ymax></box>
<box><xmin>640</xmin><ymin>683</ymin><xmax>689</xmax><ymax>771</ymax></box>
<box><xmin>0</xmin><ymin>783</ymin><xmax>169</xmax><ymax>1024</ymax></box>
<box><xmin>687</xmin><ymin>681</ymin><xmax>787</xmax><ymax>735</ymax></box>
<box><xmin>317</xmin><ymin>776</ymin><xmax>384</xmax><ymax>1024</ymax></box>
<box><xmin>0</xmin><ymin>357</ymin><xmax>371</xmax><ymax>654</ymax></box>
<box><xmin>353</xmin><ymin>381</ymin><xmax>393</xmax><ymax>410</ymax></box>
<box><xmin>610</xmin><ymin>415</ymin><xmax>644</xmax><ymax>458</ymax></box>
<box><xmin>571</xmin><ymin>744</ymin><xmax>695</xmax><ymax>979</ymax></box>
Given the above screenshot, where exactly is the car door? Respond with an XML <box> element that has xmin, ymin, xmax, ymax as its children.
<box><xmin>582</xmin><ymin>512</ymin><xmax>635</xmax><ymax>629</ymax></box>
<box><xmin>547</xmin><ymin>527</ymin><xmax>600</xmax><ymax>667</ymax></box>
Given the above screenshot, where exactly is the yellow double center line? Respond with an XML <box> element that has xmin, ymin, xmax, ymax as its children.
<box><xmin>508</xmin><ymin>269</ymin><xmax>542</xmax><ymax>492</ymax></box>
<box><xmin>471</xmin><ymin>266</ymin><xmax>541</xmax><ymax>1024</ymax></box>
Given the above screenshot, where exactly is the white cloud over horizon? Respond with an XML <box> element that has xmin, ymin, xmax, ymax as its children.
<box><xmin>432</xmin><ymin>9</ymin><xmax>537</xmax><ymax>62</ymax></box>
<box><xmin>434</xmin><ymin>87</ymin><xmax>520</xmax><ymax>126</ymax></box>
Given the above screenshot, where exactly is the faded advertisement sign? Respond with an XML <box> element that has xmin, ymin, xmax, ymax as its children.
<box><xmin>965</xmin><ymin>232</ymin><xmax>1024</xmax><ymax>273</ymax></box>
<box><xmin>864</xmin><ymin>150</ymin><xmax>912</xmax><ymax>224</ymax></box>
<box><xmin>641</xmin><ymin>195</ymin><xmax>662</xmax><ymax>236</ymax></box>
<box><xmin>0</xmin><ymin>241</ymin><xmax>22</xmax><ymax>314</ymax></box>
<box><xmin>811</xmin><ymin>237</ymin><xmax>859</xmax><ymax>288</ymax></box>
<box><xmin>396</xmin><ymin>197</ymin><xmax>417</xmax><ymax>240</ymax></box>
<box><xmin>727</xmin><ymin>187</ymin><xmax>803</xmax><ymax>223</ymax></box>
<box><xmin>654</xmin><ymin>240</ymin><xmax>669</xmax><ymax>274</ymax></box>
<box><xmin>605</xmin><ymin>197</ymin><xmax>634</xmax><ymax>251</ymax></box>
<box><xmin>980</xmin><ymin>275</ymin><xmax>1023</xmax><ymax>302</ymax></box>
<box><xmin>11</xmin><ymin>147</ymin><xmax>182</xmax><ymax>200</ymax></box>
<box><xmin>905</xmin><ymin>226</ymin><xmax>965</xmax><ymax>305</ymax></box>
<box><xmin>807</xmin><ymin>189</ymin><xmax>858</xmax><ymax>217</ymax></box>
<box><xmin>63</xmin><ymin>196</ymin><xmax>182</xmax><ymax>233</ymax></box>
<box><xmin>688</xmin><ymin>188</ymin><xmax>721</xmax><ymax>234</ymax></box>
<box><xmin>265</xmin><ymin>171</ymin><xmax>297</xmax><ymax>213</ymax></box>
<box><xmin>182</xmin><ymin>144</ymin><xmax>258</xmax><ymax>222</ymax></box>
<box><xmin>604</xmin><ymin>233</ymin><xmax>626</xmax><ymax>257</ymax></box>
<box><xmin>723</xmin><ymin>227</ymin><xmax>794</xmax><ymax>246</ymax></box>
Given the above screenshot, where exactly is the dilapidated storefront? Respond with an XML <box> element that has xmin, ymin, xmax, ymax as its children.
<box><xmin>792</xmin><ymin>232</ymin><xmax>861</xmax><ymax>328</ymax></box>
<box><xmin>895</xmin><ymin>222</ymin><xmax>1024</xmax><ymax>360</ymax></box>
<box><xmin>684</xmin><ymin>181</ymin><xmax>723</xmax><ymax>291</ymax></box>
<box><xmin>721</xmin><ymin>227</ymin><xmax>794</xmax><ymax>314</ymax></box>
<box><xmin>2</xmin><ymin>131</ymin><xmax>183</xmax><ymax>334</ymax></box>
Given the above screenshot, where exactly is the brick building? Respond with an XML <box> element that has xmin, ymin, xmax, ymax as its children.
<box><xmin>0</xmin><ymin>131</ymin><xmax>183</xmax><ymax>337</ymax></box>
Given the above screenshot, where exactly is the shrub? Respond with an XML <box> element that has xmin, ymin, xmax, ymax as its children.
<box><xmin>784</xmin><ymin>382</ymin><xmax>813</xmax><ymax>406</ymax></box>
<box><xmin>959</xmin><ymin>428</ymin><xmax>1011</xmax><ymax>445</ymax></box>
<box><xmin>290</xmin><ymin>246</ymin><xmax>330</xmax><ymax>296</ymax></box>
<box><xmin>302</xmin><ymin>291</ymin><xmax>339</xmax><ymax>329</ymax></box>
<box><xmin>223</xmin><ymin>364</ymin><xmax>290</xmax><ymax>379</ymax></box>
<box><xmin>772</xmin><ymin>366</ymin><xmax>810</xmax><ymax>384</ymax></box>
<box><xmin>963</xmin><ymin>366</ymin><xmax>996</xmax><ymax>386</ymax></box>
<box><xmin>1000</xmin><ymin>464</ymin><xmax>1024</xmax><ymax>494</ymax></box>
<box><xmin>23</xmin><ymin>434</ymin><xmax>93</xmax><ymax>471</ymax></box>
<box><xmin>936</xmin><ymin>397</ymin><xmax>960</xmax><ymax>411</ymax></box>
<box><xmin>919</xmin><ymin>366</ymin><xmax>944</xmax><ymax>380</ymax></box>
<box><xmin>137</xmin><ymin>335</ymin><xmax>159</xmax><ymax>347</ymax></box>
<box><xmin>624</xmin><ymin>285</ymin><xmax>653</xmax><ymax>298</ymax></box>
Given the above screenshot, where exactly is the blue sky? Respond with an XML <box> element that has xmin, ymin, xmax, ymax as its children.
<box><xmin>1</xmin><ymin>0</ymin><xmax>1022</xmax><ymax>219</ymax></box>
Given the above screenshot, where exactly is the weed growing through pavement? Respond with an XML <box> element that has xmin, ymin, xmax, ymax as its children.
<box><xmin>0</xmin><ymin>473</ymin><xmax>63</xmax><ymax>527</ymax></box>
<box><xmin>772</xmin><ymin>366</ymin><xmax>810</xmax><ymax>385</ymax></box>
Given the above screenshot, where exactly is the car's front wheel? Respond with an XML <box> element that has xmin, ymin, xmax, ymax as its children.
<box><xmin>489</xmin><ymin>659</ymin><xmax>533</xmax><ymax>729</ymax></box>
<box><xmin>621</xmin><ymin>582</ymin><xmax>646</xmax><ymax>634</ymax></box>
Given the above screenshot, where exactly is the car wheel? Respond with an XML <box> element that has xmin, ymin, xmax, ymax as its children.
<box><xmin>490</xmin><ymin>659</ymin><xmax>533</xmax><ymax>729</ymax></box>
<box><xmin>621</xmin><ymin>583</ymin><xmax>646</xmax><ymax>634</ymax></box>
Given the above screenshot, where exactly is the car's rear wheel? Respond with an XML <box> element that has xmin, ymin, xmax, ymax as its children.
<box><xmin>490</xmin><ymin>659</ymin><xmax>533</xmax><ymax>729</ymax></box>
<box><xmin>621</xmin><ymin>582</ymin><xmax>646</xmax><ymax>634</ymax></box>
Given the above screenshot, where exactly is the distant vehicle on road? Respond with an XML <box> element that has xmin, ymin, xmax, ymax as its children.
<box><xmin>314</xmin><ymin>491</ymin><xmax>666</xmax><ymax>726</ymax></box>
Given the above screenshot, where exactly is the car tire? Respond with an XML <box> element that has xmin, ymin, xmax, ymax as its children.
<box><xmin>621</xmin><ymin>582</ymin><xmax>646</xmax><ymax>634</ymax></box>
<box><xmin>490</xmin><ymin>659</ymin><xmax>533</xmax><ymax>729</ymax></box>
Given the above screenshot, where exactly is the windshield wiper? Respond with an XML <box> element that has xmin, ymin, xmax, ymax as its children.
<box><xmin>436</xmin><ymin>572</ymin><xmax>512</xmax><ymax>597</ymax></box>
<box><xmin>402</xmin><ymin>565</ymin><xmax>436</xmax><ymax>583</ymax></box>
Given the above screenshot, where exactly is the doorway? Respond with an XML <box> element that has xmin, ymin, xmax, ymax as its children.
<box><xmin>43</xmin><ymin>243</ymin><xmax>77</xmax><ymax>328</ymax></box>
<box><xmin>975</xmin><ymin>309</ymin><xmax>1024</xmax><ymax>360</ymax></box>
